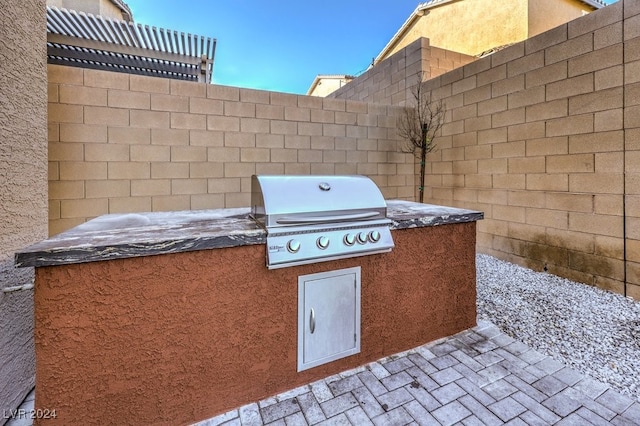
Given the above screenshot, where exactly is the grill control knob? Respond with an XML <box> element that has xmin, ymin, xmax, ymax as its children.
<box><xmin>357</xmin><ymin>232</ymin><xmax>368</xmax><ymax>244</ymax></box>
<box><xmin>316</xmin><ymin>236</ymin><xmax>330</xmax><ymax>249</ymax></box>
<box><xmin>344</xmin><ymin>233</ymin><xmax>356</xmax><ymax>246</ymax></box>
<box><xmin>287</xmin><ymin>239</ymin><xmax>301</xmax><ymax>253</ymax></box>
<box><xmin>369</xmin><ymin>230</ymin><xmax>381</xmax><ymax>243</ymax></box>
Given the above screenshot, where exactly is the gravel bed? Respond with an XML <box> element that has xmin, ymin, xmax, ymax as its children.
<box><xmin>476</xmin><ymin>253</ymin><xmax>640</xmax><ymax>402</ymax></box>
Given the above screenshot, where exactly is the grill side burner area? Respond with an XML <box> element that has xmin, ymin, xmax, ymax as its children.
<box><xmin>251</xmin><ymin>175</ymin><xmax>395</xmax><ymax>269</ymax></box>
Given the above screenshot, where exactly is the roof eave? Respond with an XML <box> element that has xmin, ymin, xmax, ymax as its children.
<box><xmin>580</xmin><ymin>0</ymin><xmax>607</xmax><ymax>9</ymax></box>
<box><xmin>374</xmin><ymin>0</ymin><xmax>606</xmax><ymax>65</ymax></box>
<box><xmin>306</xmin><ymin>76</ymin><xmax>322</xmax><ymax>96</ymax></box>
<box><xmin>578</xmin><ymin>0</ymin><xmax>606</xmax><ymax>9</ymax></box>
<box><xmin>306</xmin><ymin>75</ymin><xmax>355</xmax><ymax>96</ymax></box>
<box><xmin>417</xmin><ymin>0</ymin><xmax>458</xmax><ymax>13</ymax></box>
<box><xmin>373</xmin><ymin>6</ymin><xmax>425</xmax><ymax>65</ymax></box>
<box><xmin>108</xmin><ymin>0</ymin><xmax>133</xmax><ymax>21</ymax></box>
<box><xmin>374</xmin><ymin>0</ymin><xmax>463</xmax><ymax>65</ymax></box>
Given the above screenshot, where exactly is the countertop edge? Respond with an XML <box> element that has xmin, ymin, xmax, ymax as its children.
<box><xmin>390</xmin><ymin>211</ymin><xmax>484</xmax><ymax>230</ymax></box>
<box><xmin>16</xmin><ymin>201</ymin><xmax>483</xmax><ymax>268</ymax></box>
<box><xmin>15</xmin><ymin>234</ymin><xmax>267</xmax><ymax>268</ymax></box>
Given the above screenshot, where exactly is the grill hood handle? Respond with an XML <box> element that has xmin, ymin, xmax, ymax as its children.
<box><xmin>276</xmin><ymin>211</ymin><xmax>380</xmax><ymax>225</ymax></box>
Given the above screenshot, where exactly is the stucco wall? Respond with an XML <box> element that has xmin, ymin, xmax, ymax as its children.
<box><xmin>381</xmin><ymin>0</ymin><xmax>598</xmax><ymax>59</ymax></box>
<box><xmin>46</xmin><ymin>0</ymin><xmax>126</xmax><ymax>20</ymax></box>
<box><xmin>529</xmin><ymin>0</ymin><xmax>593</xmax><ymax>38</ymax></box>
<box><xmin>33</xmin><ymin>223</ymin><xmax>477</xmax><ymax>425</ymax></box>
<box><xmin>0</xmin><ymin>0</ymin><xmax>48</xmax><ymax>421</ymax></box>
<box><xmin>428</xmin><ymin>0</ymin><xmax>526</xmax><ymax>56</ymax></box>
<box><xmin>418</xmin><ymin>0</ymin><xmax>640</xmax><ymax>298</ymax></box>
<box><xmin>308</xmin><ymin>76</ymin><xmax>352</xmax><ymax>97</ymax></box>
<box><xmin>47</xmin><ymin>66</ymin><xmax>415</xmax><ymax>235</ymax></box>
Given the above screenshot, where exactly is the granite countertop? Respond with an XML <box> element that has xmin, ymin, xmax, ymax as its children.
<box><xmin>15</xmin><ymin>200</ymin><xmax>482</xmax><ymax>268</ymax></box>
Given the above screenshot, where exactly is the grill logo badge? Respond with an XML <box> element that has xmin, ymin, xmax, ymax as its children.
<box><xmin>269</xmin><ymin>244</ymin><xmax>286</xmax><ymax>253</ymax></box>
<box><xmin>319</xmin><ymin>182</ymin><xmax>331</xmax><ymax>191</ymax></box>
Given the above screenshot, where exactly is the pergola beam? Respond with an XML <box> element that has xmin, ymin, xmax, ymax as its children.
<box><xmin>47</xmin><ymin>6</ymin><xmax>216</xmax><ymax>83</ymax></box>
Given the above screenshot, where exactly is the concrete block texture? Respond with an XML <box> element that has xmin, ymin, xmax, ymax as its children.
<box><xmin>415</xmin><ymin>0</ymin><xmax>635</xmax><ymax>297</ymax></box>
<box><xmin>545</xmin><ymin>33</ymin><xmax>593</xmax><ymax>66</ymax></box>
<box><xmin>568</xmin><ymin>45</ymin><xmax>623</xmax><ymax>78</ymax></box>
<box><xmin>84</xmin><ymin>69</ymin><xmax>129</xmax><ymax>90</ymax></box>
<box><xmin>48</xmin><ymin>61</ymin><xmax>414</xmax><ymax>233</ymax></box>
<box><xmin>329</xmin><ymin>38</ymin><xmax>473</xmax><ymax>106</ymax></box>
<box><xmin>569</xmin><ymin>0</ymin><xmax>623</xmax><ymax>39</ymax></box>
<box><xmin>595</xmin><ymin>22</ymin><xmax>623</xmax><ymax>51</ymax></box>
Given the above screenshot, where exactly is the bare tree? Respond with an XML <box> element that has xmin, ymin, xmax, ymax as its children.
<box><xmin>398</xmin><ymin>72</ymin><xmax>445</xmax><ymax>203</ymax></box>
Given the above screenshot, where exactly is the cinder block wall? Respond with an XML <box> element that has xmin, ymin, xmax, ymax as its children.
<box><xmin>625</xmin><ymin>0</ymin><xmax>640</xmax><ymax>298</ymax></box>
<box><xmin>47</xmin><ymin>65</ymin><xmax>414</xmax><ymax>235</ymax></box>
<box><xmin>418</xmin><ymin>0</ymin><xmax>640</xmax><ymax>297</ymax></box>
<box><xmin>329</xmin><ymin>38</ymin><xmax>475</xmax><ymax>106</ymax></box>
<box><xmin>1</xmin><ymin>0</ymin><xmax>47</xmax><ymax>420</ymax></box>
<box><xmin>46</xmin><ymin>0</ymin><xmax>640</xmax><ymax>299</ymax></box>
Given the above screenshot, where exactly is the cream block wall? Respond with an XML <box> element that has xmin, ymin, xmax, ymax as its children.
<box><xmin>46</xmin><ymin>0</ymin><xmax>640</xmax><ymax>299</ymax></box>
<box><xmin>329</xmin><ymin>38</ymin><xmax>475</xmax><ymax>107</ymax></box>
<box><xmin>417</xmin><ymin>0</ymin><xmax>639</xmax><ymax>297</ymax></box>
<box><xmin>529</xmin><ymin>0</ymin><xmax>602</xmax><ymax>40</ymax></box>
<box><xmin>47</xmin><ymin>66</ymin><xmax>414</xmax><ymax>235</ymax></box>
<box><xmin>624</xmin><ymin>0</ymin><xmax>640</xmax><ymax>300</ymax></box>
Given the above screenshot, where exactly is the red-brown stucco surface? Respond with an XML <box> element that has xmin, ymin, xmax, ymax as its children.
<box><xmin>34</xmin><ymin>222</ymin><xmax>476</xmax><ymax>425</ymax></box>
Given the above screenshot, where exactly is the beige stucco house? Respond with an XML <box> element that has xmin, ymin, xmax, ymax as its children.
<box><xmin>308</xmin><ymin>0</ymin><xmax>605</xmax><ymax>96</ymax></box>
<box><xmin>46</xmin><ymin>0</ymin><xmax>132</xmax><ymax>20</ymax></box>
<box><xmin>375</xmin><ymin>0</ymin><xmax>606</xmax><ymax>63</ymax></box>
<box><xmin>307</xmin><ymin>74</ymin><xmax>355</xmax><ymax>97</ymax></box>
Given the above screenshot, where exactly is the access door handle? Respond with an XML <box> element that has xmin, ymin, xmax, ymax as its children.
<box><xmin>310</xmin><ymin>308</ymin><xmax>316</xmax><ymax>334</ymax></box>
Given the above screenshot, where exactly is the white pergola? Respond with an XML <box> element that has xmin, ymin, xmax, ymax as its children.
<box><xmin>47</xmin><ymin>6</ymin><xmax>217</xmax><ymax>83</ymax></box>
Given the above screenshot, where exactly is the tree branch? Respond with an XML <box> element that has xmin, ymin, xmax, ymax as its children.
<box><xmin>396</xmin><ymin>71</ymin><xmax>445</xmax><ymax>202</ymax></box>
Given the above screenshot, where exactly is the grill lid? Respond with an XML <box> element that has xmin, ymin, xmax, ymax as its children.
<box><xmin>251</xmin><ymin>175</ymin><xmax>394</xmax><ymax>269</ymax></box>
<box><xmin>251</xmin><ymin>175</ymin><xmax>387</xmax><ymax>228</ymax></box>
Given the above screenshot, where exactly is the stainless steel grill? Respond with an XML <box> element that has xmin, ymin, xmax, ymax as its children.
<box><xmin>251</xmin><ymin>175</ymin><xmax>394</xmax><ymax>269</ymax></box>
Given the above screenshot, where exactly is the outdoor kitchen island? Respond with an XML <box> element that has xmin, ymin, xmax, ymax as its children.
<box><xmin>16</xmin><ymin>200</ymin><xmax>483</xmax><ymax>426</ymax></box>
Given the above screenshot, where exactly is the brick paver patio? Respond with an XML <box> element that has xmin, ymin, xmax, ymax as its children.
<box><xmin>8</xmin><ymin>320</ymin><xmax>639</xmax><ymax>425</ymax></box>
<box><xmin>195</xmin><ymin>321</ymin><xmax>640</xmax><ymax>426</ymax></box>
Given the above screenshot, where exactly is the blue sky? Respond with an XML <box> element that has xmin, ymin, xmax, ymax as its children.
<box><xmin>125</xmin><ymin>0</ymin><xmax>617</xmax><ymax>95</ymax></box>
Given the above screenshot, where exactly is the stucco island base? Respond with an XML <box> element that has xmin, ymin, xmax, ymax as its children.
<box><xmin>33</xmin><ymin>222</ymin><xmax>476</xmax><ymax>426</ymax></box>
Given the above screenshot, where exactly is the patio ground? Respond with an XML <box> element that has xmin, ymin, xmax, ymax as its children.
<box><xmin>6</xmin><ymin>320</ymin><xmax>640</xmax><ymax>425</ymax></box>
<box><xmin>196</xmin><ymin>320</ymin><xmax>639</xmax><ymax>425</ymax></box>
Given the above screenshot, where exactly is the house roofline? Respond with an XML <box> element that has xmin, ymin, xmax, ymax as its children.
<box><xmin>306</xmin><ymin>75</ymin><xmax>355</xmax><ymax>96</ymax></box>
<box><xmin>373</xmin><ymin>0</ymin><xmax>606</xmax><ymax>66</ymax></box>
<box><xmin>108</xmin><ymin>0</ymin><xmax>133</xmax><ymax>21</ymax></box>
<box><xmin>578</xmin><ymin>0</ymin><xmax>607</xmax><ymax>8</ymax></box>
<box><xmin>373</xmin><ymin>4</ymin><xmax>428</xmax><ymax>66</ymax></box>
<box><xmin>417</xmin><ymin>0</ymin><xmax>606</xmax><ymax>13</ymax></box>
